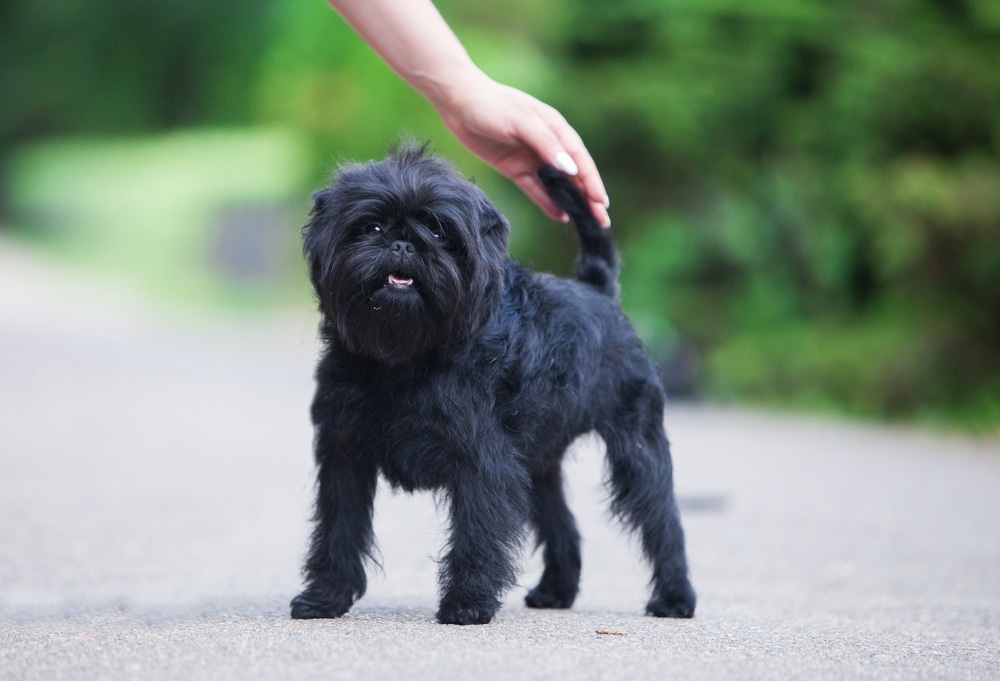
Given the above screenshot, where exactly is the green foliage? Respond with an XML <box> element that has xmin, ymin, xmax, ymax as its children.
<box><xmin>543</xmin><ymin>0</ymin><xmax>1000</xmax><ymax>425</ymax></box>
<box><xmin>0</xmin><ymin>0</ymin><xmax>274</xmax><ymax>149</ymax></box>
<box><xmin>1</xmin><ymin>0</ymin><xmax>998</xmax><ymax>427</ymax></box>
<box><xmin>253</xmin><ymin>0</ymin><xmax>434</xmax><ymax>171</ymax></box>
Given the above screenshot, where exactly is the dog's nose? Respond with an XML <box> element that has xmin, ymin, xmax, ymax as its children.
<box><xmin>390</xmin><ymin>241</ymin><xmax>415</xmax><ymax>255</ymax></box>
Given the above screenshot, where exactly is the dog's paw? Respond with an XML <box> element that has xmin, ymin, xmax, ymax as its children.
<box><xmin>645</xmin><ymin>587</ymin><xmax>696</xmax><ymax>619</ymax></box>
<box><xmin>524</xmin><ymin>584</ymin><xmax>577</xmax><ymax>610</ymax></box>
<box><xmin>436</xmin><ymin>599</ymin><xmax>498</xmax><ymax>625</ymax></box>
<box><xmin>289</xmin><ymin>589</ymin><xmax>354</xmax><ymax>620</ymax></box>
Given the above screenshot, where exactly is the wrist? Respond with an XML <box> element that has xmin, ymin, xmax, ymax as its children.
<box><xmin>415</xmin><ymin>60</ymin><xmax>492</xmax><ymax>114</ymax></box>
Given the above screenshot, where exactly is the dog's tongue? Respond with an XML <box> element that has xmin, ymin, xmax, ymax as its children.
<box><xmin>388</xmin><ymin>274</ymin><xmax>414</xmax><ymax>287</ymax></box>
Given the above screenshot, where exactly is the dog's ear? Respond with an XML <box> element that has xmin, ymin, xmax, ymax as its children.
<box><xmin>309</xmin><ymin>188</ymin><xmax>331</xmax><ymax>217</ymax></box>
<box><xmin>453</xmin><ymin>197</ymin><xmax>509</xmax><ymax>338</ymax></box>
<box><xmin>302</xmin><ymin>187</ymin><xmax>337</xmax><ymax>296</ymax></box>
<box><xmin>477</xmin><ymin>198</ymin><xmax>509</xmax><ymax>257</ymax></box>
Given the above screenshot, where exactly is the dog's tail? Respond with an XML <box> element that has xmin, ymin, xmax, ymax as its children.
<box><xmin>538</xmin><ymin>165</ymin><xmax>619</xmax><ymax>298</ymax></box>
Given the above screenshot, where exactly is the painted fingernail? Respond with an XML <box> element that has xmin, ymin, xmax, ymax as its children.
<box><xmin>554</xmin><ymin>151</ymin><xmax>579</xmax><ymax>176</ymax></box>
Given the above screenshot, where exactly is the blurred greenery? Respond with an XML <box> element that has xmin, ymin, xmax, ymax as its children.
<box><xmin>5</xmin><ymin>129</ymin><xmax>310</xmax><ymax>308</ymax></box>
<box><xmin>1</xmin><ymin>0</ymin><xmax>998</xmax><ymax>430</ymax></box>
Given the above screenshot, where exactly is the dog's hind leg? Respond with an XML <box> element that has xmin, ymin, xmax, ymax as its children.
<box><xmin>524</xmin><ymin>464</ymin><xmax>581</xmax><ymax>609</ymax></box>
<box><xmin>598</xmin><ymin>380</ymin><xmax>696</xmax><ymax>618</ymax></box>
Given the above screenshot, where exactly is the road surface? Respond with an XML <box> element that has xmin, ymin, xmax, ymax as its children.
<box><xmin>1</xmin><ymin>238</ymin><xmax>998</xmax><ymax>680</ymax></box>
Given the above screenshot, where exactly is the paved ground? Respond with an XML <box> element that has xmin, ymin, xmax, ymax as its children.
<box><xmin>1</xmin><ymin>237</ymin><xmax>998</xmax><ymax>680</ymax></box>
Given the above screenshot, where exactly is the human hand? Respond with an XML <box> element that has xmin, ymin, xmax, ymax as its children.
<box><xmin>433</xmin><ymin>76</ymin><xmax>611</xmax><ymax>227</ymax></box>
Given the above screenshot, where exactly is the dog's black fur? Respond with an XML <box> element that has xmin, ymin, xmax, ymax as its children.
<box><xmin>291</xmin><ymin>144</ymin><xmax>696</xmax><ymax>625</ymax></box>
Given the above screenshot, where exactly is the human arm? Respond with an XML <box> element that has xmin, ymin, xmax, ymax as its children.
<box><xmin>326</xmin><ymin>0</ymin><xmax>611</xmax><ymax>226</ymax></box>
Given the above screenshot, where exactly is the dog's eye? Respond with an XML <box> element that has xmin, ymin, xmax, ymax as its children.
<box><xmin>431</xmin><ymin>230</ymin><xmax>444</xmax><ymax>242</ymax></box>
<box><xmin>368</xmin><ymin>224</ymin><xmax>383</xmax><ymax>235</ymax></box>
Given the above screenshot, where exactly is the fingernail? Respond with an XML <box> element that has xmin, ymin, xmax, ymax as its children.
<box><xmin>554</xmin><ymin>151</ymin><xmax>579</xmax><ymax>176</ymax></box>
<box><xmin>604</xmin><ymin>195</ymin><xmax>611</xmax><ymax>209</ymax></box>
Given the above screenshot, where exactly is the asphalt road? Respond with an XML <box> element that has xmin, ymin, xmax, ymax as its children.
<box><xmin>1</xmin><ymin>238</ymin><xmax>998</xmax><ymax>680</ymax></box>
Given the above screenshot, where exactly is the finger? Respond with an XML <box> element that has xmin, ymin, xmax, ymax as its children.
<box><xmin>546</xmin><ymin>142</ymin><xmax>612</xmax><ymax>227</ymax></box>
<box><xmin>514</xmin><ymin>174</ymin><xmax>570</xmax><ymax>223</ymax></box>
<box><xmin>590</xmin><ymin>199</ymin><xmax>611</xmax><ymax>228</ymax></box>
<box><xmin>521</xmin><ymin>106</ymin><xmax>612</xmax><ymax>227</ymax></box>
<box><xmin>545</xmin><ymin>115</ymin><xmax>610</xmax><ymax>212</ymax></box>
<box><xmin>508</xmin><ymin>102</ymin><xmax>581</xmax><ymax>175</ymax></box>
<box><xmin>516</xmin><ymin>171</ymin><xmax>608</xmax><ymax>228</ymax></box>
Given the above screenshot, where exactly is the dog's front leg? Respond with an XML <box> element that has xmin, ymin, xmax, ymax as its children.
<box><xmin>291</xmin><ymin>431</ymin><xmax>377</xmax><ymax>619</ymax></box>
<box><xmin>436</xmin><ymin>459</ymin><xmax>530</xmax><ymax>625</ymax></box>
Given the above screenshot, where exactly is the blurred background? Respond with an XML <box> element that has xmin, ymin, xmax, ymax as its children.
<box><xmin>1</xmin><ymin>0</ymin><xmax>998</xmax><ymax>431</ymax></box>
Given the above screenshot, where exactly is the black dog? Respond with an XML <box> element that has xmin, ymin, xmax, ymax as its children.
<box><xmin>291</xmin><ymin>144</ymin><xmax>696</xmax><ymax>625</ymax></box>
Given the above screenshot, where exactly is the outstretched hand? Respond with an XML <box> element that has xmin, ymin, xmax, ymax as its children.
<box><xmin>434</xmin><ymin>77</ymin><xmax>611</xmax><ymax>227</ymax></box>
<box><xmin>324</xmin><ymin>0</ymin><xmax>609</xmax><ymax>224</ymax></box>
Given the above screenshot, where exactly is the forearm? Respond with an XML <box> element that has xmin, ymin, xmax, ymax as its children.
<box><xmin>326</xmin><ymin>0</ymin><xmax>486</xmax><ymax>111</ymax></box>
<box><xmin>327</xmin><ymin>0</ymin><xmax>611</xmax><ymax>224</ymax></box>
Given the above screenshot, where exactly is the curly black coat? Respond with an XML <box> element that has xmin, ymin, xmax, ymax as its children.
<box><xmin>291</xmin><ymin>145</ymin><xmax>695</xmax><ymax>624</ymax></box>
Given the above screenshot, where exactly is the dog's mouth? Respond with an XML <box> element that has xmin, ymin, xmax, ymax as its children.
<box><xmin>387</xmin><ymin>273</ymin><xmax>414</xmax><ymax>288</ymax></box>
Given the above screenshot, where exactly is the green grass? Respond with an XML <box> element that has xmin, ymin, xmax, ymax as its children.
<box><xmin>5</xmin><ymin>128</ymin><xmax>313</xmax><ymax>311</ymax></box>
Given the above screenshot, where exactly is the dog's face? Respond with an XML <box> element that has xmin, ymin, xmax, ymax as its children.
<box><xmin>303</xmin><ymin>146</ymin><xmax>510</xmax><ymax>364</ymax></box>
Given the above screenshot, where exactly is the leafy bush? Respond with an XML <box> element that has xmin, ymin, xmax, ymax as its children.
<box><xmin>2</xmin><ymin>0</ymin><xmax>998</xmax><ymax>426</ymax></box>
<box><xmin>543</xmin><ymin>0</ymin><xmax>1000</xmax><ymax>425</ymax></box>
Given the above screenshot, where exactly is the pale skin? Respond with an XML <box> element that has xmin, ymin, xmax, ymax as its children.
<box><xmin>327</xmin><ymin>0</ymin><xmax>612</xmax><ymax>227</ymax></box>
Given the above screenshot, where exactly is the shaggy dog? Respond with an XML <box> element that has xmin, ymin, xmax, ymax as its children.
<box><xmin>291</xmin><ymin>145</ymin><xmax>696</xmax><ymax>625</ymax></box>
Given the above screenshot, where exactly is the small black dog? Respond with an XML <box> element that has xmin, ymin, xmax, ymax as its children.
<box><xmin>291</xmin><ymin>144</ymin><xmax>696</xmax><ymax>625</ymax></box>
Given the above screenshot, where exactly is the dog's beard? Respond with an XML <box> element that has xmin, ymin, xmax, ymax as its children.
<box><xmin>323</xmin><ymin>242</ymin><xmax>466</xmax><ymax>364</ymax></box>
<box><xmin>303</xmin><ymin>144</ymin><xmax>511</xmax><ymax>365</ymax></box>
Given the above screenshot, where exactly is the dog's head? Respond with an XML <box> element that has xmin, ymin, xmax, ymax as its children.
<box><xmin>303</xmin><ymin>144</ymin><xmax>510</xmax><ymax>364</ymax></box>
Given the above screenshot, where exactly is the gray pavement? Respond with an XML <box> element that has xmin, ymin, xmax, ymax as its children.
<box><xmin>1</xmin><ymin>237</ymin><xmax>998</xmax><ymax>680</ymax></box>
